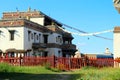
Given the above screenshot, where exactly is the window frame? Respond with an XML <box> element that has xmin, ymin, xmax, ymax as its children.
<box><xmin>9</xmin><ymin>30</ymin><xmax>15</xmax><ymax>41</ymax></box>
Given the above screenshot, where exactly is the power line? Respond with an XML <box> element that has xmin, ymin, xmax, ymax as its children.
<box><xmin>40</xmin><ymin>11</ymin><xmax>113</xmax><ymax>40</ymax></box>
<box><xmin>59</xmin><ymin>26</ymin><xmax>113</xmax><ymax>36</ymax></box>
<box><xmin>59</xmin><ymin>22</ymin><xmax>113</xmax><ymax>41</ymax></box>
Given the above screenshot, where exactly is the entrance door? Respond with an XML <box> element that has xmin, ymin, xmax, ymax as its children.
<box><xmin>44</xmin><ymin>52</ymin><xmax>48</xmax><ymax>57</ymax></box>
<box><xmin>10</xmin><ymin>52</ymin><xmax>15</xmax><ymax>57</ymax></box>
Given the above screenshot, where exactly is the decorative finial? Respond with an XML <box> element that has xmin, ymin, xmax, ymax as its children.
<box><xmin>105</xmin><ymin>48</ymin><xmax>111</xmax><ymax>54</ymax></box>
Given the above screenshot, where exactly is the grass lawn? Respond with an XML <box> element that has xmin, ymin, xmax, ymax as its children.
<box><xmin>70</xmin><ymin>67</ymin><xmax>120</xmax><ymax>80</ymax></box>
<box><xmin>0</xmin><ymin>63</ymin><xmax>120</xmax><ymax>80</ymax></box>
<box><xmin>0</xmin><ymin>63</ymin><xmax>73</xmax><ymax>80</ymax></box>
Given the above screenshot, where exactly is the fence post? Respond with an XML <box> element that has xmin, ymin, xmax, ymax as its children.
<box><xmin>52</xmin><ymin>55</ymin><xmax>56</xmax><ymax>68</ymax></box>
<box><xmin>20</xmin><ymin>55</ymin><xmax>22</xmax><ymax>66</ymax></box>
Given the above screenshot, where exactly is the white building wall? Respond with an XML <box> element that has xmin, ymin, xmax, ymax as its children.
<box><xmin>114</xmin><ymin>33</ymin><xmax>120</xmax><ymax>58</ymax></box>
<box><xmin>30</xmin><ymin>18</ymin><xmax>44</xmax><ymax>26</ymax></box>
<box><xmin>30</xmin><ymin>18</ymin><xmax>64</xmax><ymax>57</ymax></box>
<box><xmin>0</xmin><ymin>27</ymin><xmax>24</xmax><ymax>52</ymax></box>
<box><xmin>23</xmin><ymin>27</ymin><xmax>45</xmax><ymax>57</ymax></box>
<box><xmin>23</xmin><ymin>27</ymin><xmax>43</xmax><ymax>49</ymax></box>
<box><xmin>46</xmin><ymin>48</ymin><xmax>62</xmax><ymax>57</ymax></box>
<box><xmin>48</xmin><ymin>33</ymin><xmax>63</xmax><ymax>45</ymax></box>
<box><xmin>46</xmin><ymin>33</ymin><xmax>63</xmax><ymax>57</ymax></box>
<box><xmin>0</xmin><ymin>23</ymin><xmax>63</xmax><ymax>57</ymax></box>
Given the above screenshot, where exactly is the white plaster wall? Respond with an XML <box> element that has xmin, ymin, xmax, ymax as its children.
<box><xmin>114</xmin><ymin>33</ymin><xmax>120</xmax><ymax>58</ymax></box>
<box><xmin>0</xmin><ymin>26</ymin><xmax>63</xmax><ymax>57</ymax></box>
<box><xmin>0</xmin><ymin>26</ymin><xmax>44</xmax><ymax>52</ymax></box>
<box><xmin>30</xmin><ymin>18</ymin><xmax>44</xmax><ymax>26</ymax></box>
<box><xmin>48</xmin><ymin>33</ymin><xmax>63</xmax><ymax>45</ymax></box>
<box><xmin>46</xmin><ymin>48</ymin><xmax>62</xmax><ymax>57</ymax></box>
<box><xmin>23</xmin><ymin>27</ymin><xmax>43</xmax><ymax>50</ymax></box>
<box><xmin>0</xmin><ymin>27</ymin><xmax>24</xmax><ymax>52</ymax></box>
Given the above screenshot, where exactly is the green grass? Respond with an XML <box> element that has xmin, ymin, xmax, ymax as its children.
<box><xmin>0</xmin><ymin>63</ymin><xmax>56</xmax><ymax>73</ymax></box>
<box><xmin>0</xmin><ymin>63</ymin><xmax>70</xmax><ymax>80</ymax></box>
<box><xmin>70</xmin><ymin>66</ymin><xmax>120</xmax><ymax>80</ymax></box>
<box><xmin>0</xmin><ymin>63</ymin><xmax>120</xmax><ymax>80</ymax></box>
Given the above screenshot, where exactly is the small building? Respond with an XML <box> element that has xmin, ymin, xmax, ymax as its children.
<box><xmin>74</xmin><ymin>49</ymin><xmax>81</xmax><ymax>58</ymax></box>
<box><xmin>82</xmin><ymin>48</ymin><xmax>113</xmax><ymax>59</ymax></box>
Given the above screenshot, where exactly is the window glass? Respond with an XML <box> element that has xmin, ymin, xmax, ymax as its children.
<box><xmin>28</xmin><ymin>30</ymin><xmax>31</xmax><ymax>41</ymax></box>
<box><xmin>9</xmin><ymin>30</ymin><xmax>15</xmax><ymax>41</ymax></box>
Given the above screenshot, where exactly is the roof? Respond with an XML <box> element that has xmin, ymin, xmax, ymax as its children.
<box><xmin>62</xmin><ymin>32</ymin><xmax>74</xmax><ymax>39</ymax></box>
<box><xmin>114</xmin><ymin>27</ymin><xmax>120</xmax><ymax>33</ymax></box>
<box><xmin>85</xmin><ymin>53</ymin><xmax>113</xmax><ymax>58</ymax></box>
<box><xmin>0</xmin><ymin>19</ymin><xmax>51</xmax><ymax>33</ymax></box>
<box><xmin>96</xmin><ymin>54</ymin><xmax>113</xmax><ymax>58</ymax></box>
<box><xmin>2</xmin><ymin>9</ymin><xmax>62</xmax><ymax>26</ymax></box>
<box><xmin>6</xmin><ymin>48</ymin><xmax>27</xmax><ymax>53</ymax></box>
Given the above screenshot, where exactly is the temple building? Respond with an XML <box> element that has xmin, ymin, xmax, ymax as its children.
<box><xmin>74</xmin><ymin>48</ymin><xmax>113</xmax><ymax>59</ymax></box>
<box><xmin>0</xmin><ymin>8</ymin><xmax>76</xmax><ymax>58</ymax></box>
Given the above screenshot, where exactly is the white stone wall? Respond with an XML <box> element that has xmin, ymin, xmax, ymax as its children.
<box><xmin>0</xmin><ymin>27</ymin><xmax>24</xmax><ymax>52</ymax></box>
<box><xmin>46</xmin><ymin>48</ymin><xmax>62</xmax><ymax>57</ymax></box>
<box><xmin>0</xmin><ymin>25</ymin><xmax>63</xmax><ymax>57</ymax></box>
<box><xmin>30</xmin><ymin>18</ymin><xmax>44</xmax><ymax>26</ymax></box>
<box><xmin>30</xmin><ymin>17</ymin><xmax>63</xmax><ymax>57</ymax></box>
<box><xmin>48</xmin><ymin>33</ymin><xmax>63</xmax><ymax>45</ymax></box>
<box><xmin>114</xmin><ymin>33</ymin><xmax>120</xmax><ymax>58</ymax></box>
<box><xmin>47</xmin><ymin>33</ymin><xmax>63</xmax><ymax>57</ymax></box>
<box><xmin>23</xmin><ymin>27</ymin><xmax>43</xmax><ymax>50</ymax></box>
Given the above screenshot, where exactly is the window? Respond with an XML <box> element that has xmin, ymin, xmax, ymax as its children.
<box><xmin>10</xmin><ymin>52</ymin><xmax>15</xmax><ymax>57</ymax></box>
<box><xmin>39</xmin><ymin>34</ymin><xmax>41</xmax><ymax>43</ymax></box>
<box><xmin>56</xmin><ymin>37</ymin><xmax>58</xmax><ymax>42</ymax></box>
<box><xmin>37</xmin><ymin>35</ymin><xmax>38</xmax><ymax>40</ymax></box>
<box><xmin>28</xmin><ymin>30</ymin><xmax>31</xmax><ymax>41</ymax></box>
<box><xmin>0</xmin><ymin>30</ymin><xmax>2</xmax><ymax>38</ymax></box>
<box><xmin>31</xmin><ymin>33</ymin><xmax>33</xmax><ymax>39</ymax></box>
<box><xmin>58</xmin><ymin>50</ymin><xmax>61</xmax><ymax>57</ymax></box>
<box><xmin>44</xmin><ymin>52</ymin><xmax>48</xmax><ymax>57</ymax></box>
<box><xmin>58</xmin><ymin>36</ymin><xmax>60</xmax><ymax>43</ymax></box>
<box><xmin>56</xmin><ymin>36</ymin><xmax>62</xmax><ymax>43</ymax></box>
<box><xmin>43</xmin><ymin>35</ymin><xmax>48</xmax><ymax>43</ymax></box>
<box><xmin>34</xmin><ymin>33</ymin><xmax>36</xmax><ymax>42</ymax></box>
<box><xmin>60</xmin><ymin>38</ymin><xmax>62</xmax><ymax>43</ymax></box>
<box><xmin>9</xmin><ymin>30</ymin><xmax>15</xmax><ymax>41</ymax></box>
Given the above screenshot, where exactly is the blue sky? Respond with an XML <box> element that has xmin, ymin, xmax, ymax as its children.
<box><xmin>0</xmin><ymin>0</ymin><xmax>120</xmax><ymax>53</ymax></box>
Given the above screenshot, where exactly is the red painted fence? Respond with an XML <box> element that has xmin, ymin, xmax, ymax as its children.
<box><xmin>0</xmin><ymin>56</ymin><xmax>120</xmax><ymax>70</ymax></box>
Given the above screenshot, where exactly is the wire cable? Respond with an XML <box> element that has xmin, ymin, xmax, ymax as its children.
<box><xmin>40</xmin><ymin>11</ymin><xmax>113</xmax><ymax>40</ymax></box>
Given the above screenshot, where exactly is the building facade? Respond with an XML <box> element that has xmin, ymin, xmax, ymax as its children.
<box><xmin>84</xmin><ymin>48</ymin><xmax>113</xmax><ymax>59</ymax></box>
<box><xmin>0</xmin><ymin>8</ymin><xmax>76</xmax><ymax>58</ymax></box>
<box><xmin>113</xmin><ymin>0</ymin><xmax>120</xmax><ymax>59</ymax></box>
<box><xmin>114</xmin><ymin>27</ymin><xmax>120</xmax><ymax>58</ymax></box>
